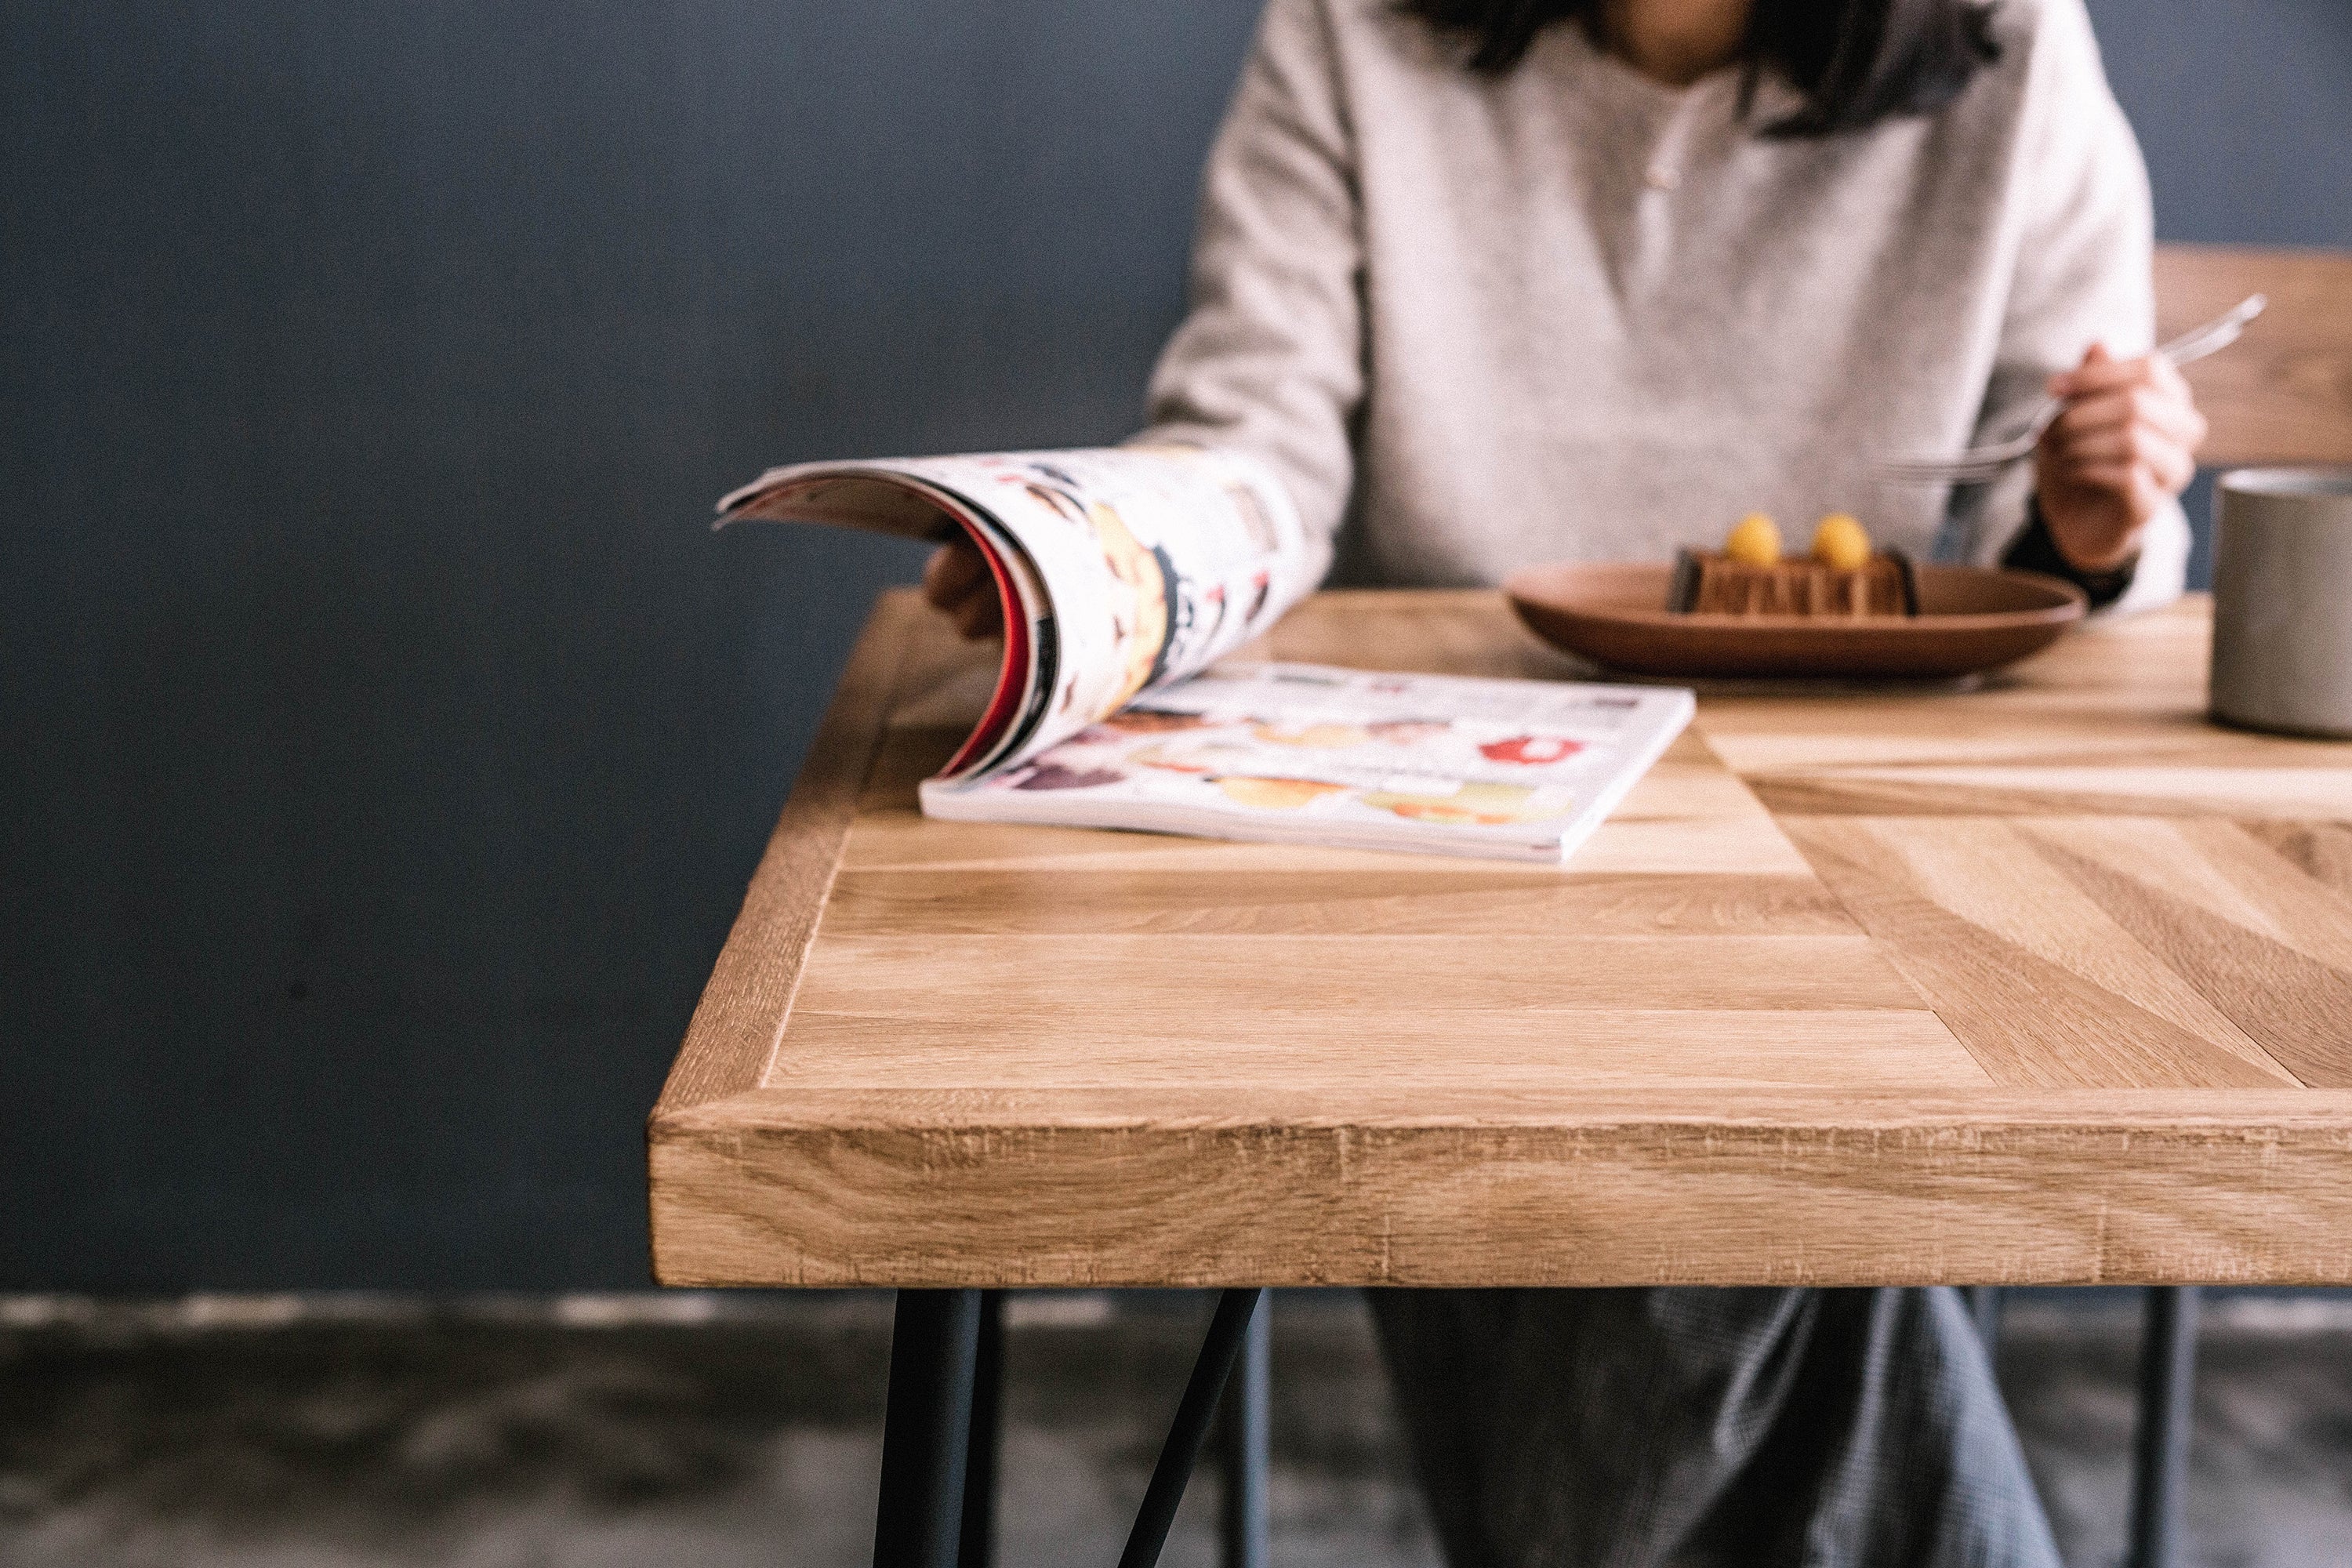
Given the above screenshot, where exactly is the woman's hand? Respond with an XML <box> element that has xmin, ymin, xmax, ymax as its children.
<box><xmin>2034</xmin><ymin>344</ymin><xmax>2208</xmax><ymax>572</ymax></box>
<box><xmin>921</xmin><ymin>537</ymin><xmax>1004</xmax><ymax>641</ymax></box>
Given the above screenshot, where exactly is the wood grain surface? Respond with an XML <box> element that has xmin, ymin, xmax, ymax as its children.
<box><xmin>649</xmin><ymin>591</ymin><xmax>2352</xmax><ymax>1287</ymax></box>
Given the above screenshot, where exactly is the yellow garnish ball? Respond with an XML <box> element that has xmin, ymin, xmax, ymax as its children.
<box><xmin>1723</xmin><ymin>513</ymin><xmax>1783</xmax><ymax>567</ymax></box>
<box><xmin>1810</xmin><ymin>513</ymin><xmax>1873</xmax><ymax>571</ymax></box>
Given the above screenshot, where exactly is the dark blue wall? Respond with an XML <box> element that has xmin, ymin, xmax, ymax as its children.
<box><xmin>2092</xmin><ymin>0</ymin><xmax>2352</xmax><ymax>586</ymax></box>
<box><xmin>4</xmin><ymin>0</ymin><xmax>2347</xmax><ymax>1290</ymax></box>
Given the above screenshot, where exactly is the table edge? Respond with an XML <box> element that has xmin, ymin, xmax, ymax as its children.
<box><xmin>651</xmin><ymin>589</ymin><xmax>917</xmax><ymax>1115</ymax></box>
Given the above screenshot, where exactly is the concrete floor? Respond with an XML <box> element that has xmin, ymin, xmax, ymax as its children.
<box><xmin>2</xmin><ymin>1290</ymin><xmax>2347</xmax><ymax>1567</ymax></box>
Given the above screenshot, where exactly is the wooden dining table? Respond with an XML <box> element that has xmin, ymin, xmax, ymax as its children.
<box><xmin>649</xmin><ymin>587</ymin><xmax>2352</xmax><ymax>1568</ymax></box>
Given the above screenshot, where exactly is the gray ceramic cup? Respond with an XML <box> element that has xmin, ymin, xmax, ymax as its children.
<box><xmin>2210</xmin><ymin>468</ymin><xmax>2352</xmax><ymax>739</ymax></box>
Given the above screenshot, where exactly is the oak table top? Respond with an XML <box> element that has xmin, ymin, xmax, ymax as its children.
<box><xmin>649</xmin><ymin>590</ymin><xmax>2352</xmax><ymax>1290</ymax></box>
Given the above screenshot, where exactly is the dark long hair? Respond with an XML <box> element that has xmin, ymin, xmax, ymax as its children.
<box><xmin>1399</xmin><ymin>0</ymin><xmax>2001</xmax><ymax>136</ymax></box>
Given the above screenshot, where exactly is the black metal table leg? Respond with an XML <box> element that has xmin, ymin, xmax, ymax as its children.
<box><xmin>873</xmin><ymin>1289</ymin><xmax>984</xmax><ymax>1568</ymax></box>
<box><xmin>1219</xmin><ymin>1290</ymin><xmax>1271</xmax><ymax>1568</ymax></box>
<box><xmin>2125</xmin><ymin>1285</ymin><xmax>2201</xmax><ymax>1568</ymax></box>
<box><xmin>958</xmin><ymin>1290</ymin><xmax>1005</xmax><ymax>1568</ymax></box>
<box><xmin>1119</xmin><ymin>1288</ymin><xmax>1268</xmax><ymax>1568</ymax></box>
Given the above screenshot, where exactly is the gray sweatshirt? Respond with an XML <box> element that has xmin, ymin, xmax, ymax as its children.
<box><xmin>1142</xmin><ymin>0</ymin><xmax>2188</xmax><ymax>609</ymax></box>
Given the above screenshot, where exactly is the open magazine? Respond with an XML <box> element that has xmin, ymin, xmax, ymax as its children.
<box><xmin>718</xmin><ymin>446</ymin><xmax>1693</xmax><ymax>862</ymax></box>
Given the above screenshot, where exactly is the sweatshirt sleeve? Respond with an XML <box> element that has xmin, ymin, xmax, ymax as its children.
<box><xmin>1138</xmin><ymin>0</ymin><xmax>1363</xmax><ymax>579</ymax></box>
<box><xmin>1956</xmin><ymin>0</ymin><xmax>2187</xmax><ymax>611</ymax></box>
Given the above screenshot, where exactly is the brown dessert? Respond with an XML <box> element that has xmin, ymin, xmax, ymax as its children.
<box><xmin>1667</xmin><ymin>514</ymin><xmax>1919</xmax><ymax>618</ymax></box>
<box><xmin>1668</xmin><ymin>549</ymin><xmax>1918</xmax><ymax>616</ymax></box>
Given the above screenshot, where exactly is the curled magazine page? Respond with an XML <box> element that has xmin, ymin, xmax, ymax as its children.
<box><xmin>718</xmin><ymin>445</ymin><xmax>1321</xmax><ymax>779</ymax></box>
<box><xmin>880</xmin><ymin>447</ymin><xmax>1319</xmax><ymax>760</ymax></box>
<box><xmin>715</xmin><ymin>466</ymin><xmax>1055</xmax><ymax>779</ymax></box>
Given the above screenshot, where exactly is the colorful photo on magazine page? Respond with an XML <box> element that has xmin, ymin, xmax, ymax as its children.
<box><xmin>717</xmin><ymin>445</ymin><xmax>1320</xmax><ymax>776</ymax></box>
<box><xmin>920</xmin><ymin>663</ymin><xmax>1696</xmax><ymax>863</ymax></box>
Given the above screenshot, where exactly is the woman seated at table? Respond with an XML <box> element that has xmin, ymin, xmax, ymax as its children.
<box><xmin>927</xmin><ymin>0</ymin><xmax>2207</xmax><ymax>1562</ymax></box>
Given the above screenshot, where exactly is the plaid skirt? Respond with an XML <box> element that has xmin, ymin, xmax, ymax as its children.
<box><xmin>1367</xmin><ymin>1287</ymin><xmax>2060</xmax><ymax>1568</ymax></box>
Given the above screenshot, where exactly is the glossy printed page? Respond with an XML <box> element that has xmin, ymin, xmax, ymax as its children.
<box><xmin>718</xmin><ymin>445</ymin><xmax>1320</xmax><ymax>776</ymax></box>
<box><xmin>920</xmin><ymin>662</ymin><xmax>1698</xmax><ymax>860</ymax></box>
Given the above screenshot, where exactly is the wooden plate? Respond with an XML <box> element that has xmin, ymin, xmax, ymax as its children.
<box><xmin>1505</xmin><ymin>562</ymin><xmax>2088</xmax><ymax>680</ymax></box>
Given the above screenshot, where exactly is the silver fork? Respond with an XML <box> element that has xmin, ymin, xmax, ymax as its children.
<box><xmin>1878</xmin><ymin>293</ymin><xmax>2266</xmax><ymax>486</ymax></box>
